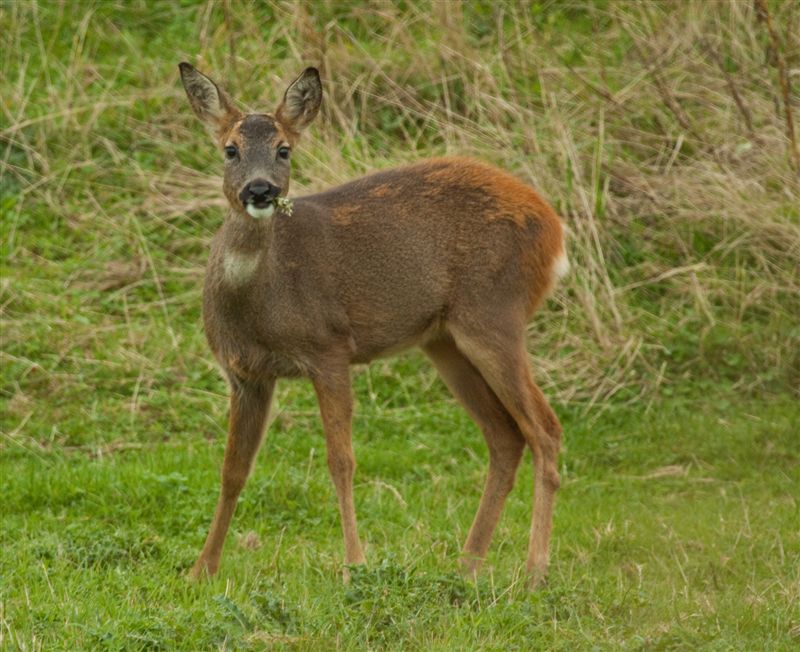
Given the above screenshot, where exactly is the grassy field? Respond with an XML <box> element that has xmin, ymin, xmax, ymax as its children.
<box><xmin>1</xmin><ymin>390</ymin><xmax>798</xmax><ymax>650</ymax></box>
<box><xmin>1</xmin><ymin>1</ymin><xmax>799</xmax><ymax>650</ymax></box>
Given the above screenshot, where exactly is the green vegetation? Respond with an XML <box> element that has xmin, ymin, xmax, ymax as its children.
<box><xmin>3</xmin><ymin>395</ymin><xmax>798</xmax><ymax>650</ymax></box>
<box><xmin>1</xmin><ymin>1</ymin><xmax>798</xmax><ymax>650</ymax></box>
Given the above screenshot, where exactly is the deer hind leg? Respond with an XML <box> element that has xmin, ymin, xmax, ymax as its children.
<box><xmin>424</xmin><ymin>337</ymin><xmax>526</xmax><ymax>575</ymax></box>
<box><xmin>449</xmin><ymin>325</ymin><xmax>562</xmax><ymax>589</ymax></box>
<box><xmin>312</xmin><ymin>367</ymin><xmax>366</xmax><ymax>580</ymax></box>
<box><xmin>190</xmin><ymin>377</ymin><xmax>275</xmax><ymax>580</ymax></box>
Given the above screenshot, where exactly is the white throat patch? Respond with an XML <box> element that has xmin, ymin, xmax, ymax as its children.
<box><xmin>246</xmin><ymin>203</ymin><xmax>275</xmax><ymax>219</ymax></box>
<box><xmin>223</xmin><ymin>249</ymin><xmax>260</xmax><ymax>285</ymax></box>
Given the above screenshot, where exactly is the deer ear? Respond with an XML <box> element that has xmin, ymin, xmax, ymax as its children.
<box><xmin>179</xmin><ymin>62</ymin><xmax>241</xmax><ymax>137</ymax></box>
<box><xmin>276</xmin><ymin>67</ymin><xmax>322</xmax><ymax>135</ymax></box>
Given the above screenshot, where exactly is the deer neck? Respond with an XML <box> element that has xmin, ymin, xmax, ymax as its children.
<box><xmin>219</xmin><ymin>209</ymin><xmax>275</xmax><ymax>288</ymax></box>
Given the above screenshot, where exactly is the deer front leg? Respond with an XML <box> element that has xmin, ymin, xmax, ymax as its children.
<box><xmin>312</xmin><ymin>369</ymin><xmax>366</xmax><ymax>579</ymax></box>
<box><xmin>189</xmin><ymin>376</ymin><xmax>275</xmax><ymax>579</ymax></box>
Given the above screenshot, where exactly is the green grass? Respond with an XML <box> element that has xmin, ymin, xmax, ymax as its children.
<box><xmin>2</xmin><ymin>0</ymin><xmax>800</xmax><ymax>649</ymax></box>
<box><xmin>3</xmin><ymin>389</ymin><xmax>798</xmax><ymax>650</ymax></box>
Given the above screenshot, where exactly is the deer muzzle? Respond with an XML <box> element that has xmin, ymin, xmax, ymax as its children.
<box><xmin>239</xmin><ymin>179</ymin><xmax>282</xmax><ymax>218</ymax></box>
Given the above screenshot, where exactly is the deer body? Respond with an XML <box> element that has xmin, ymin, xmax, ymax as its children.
<box><xmin>180</xmin><ymin>63</ymin><xmax>567</xmax><ymax>588</ymax></box>
<box><xmin>204</xmin><ymin>157</ymin><xmax>565</xmax><ymax>379</ymax></box>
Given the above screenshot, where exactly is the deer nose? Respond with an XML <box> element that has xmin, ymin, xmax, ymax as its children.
<box><xmin>240</xmin><ymin>179</ymin><xmax>281</xmax><ymax>206</ymax></box>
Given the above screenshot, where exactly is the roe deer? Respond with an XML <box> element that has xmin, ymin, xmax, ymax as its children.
<box><xmin>179</xmin><ymin>62</ymin><xmax>569</xmax><ymax>588</ymax></box>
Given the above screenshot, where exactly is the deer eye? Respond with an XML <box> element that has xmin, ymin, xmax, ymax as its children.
<box><xmin>224</xmin><ymin>145</ymin><xmax>238</xmax><ymax>160</ymax></box>
<box><xmin>277</xmin><ymin>146</ymin><xmax>290</xmax><ymax>160</ymax></box>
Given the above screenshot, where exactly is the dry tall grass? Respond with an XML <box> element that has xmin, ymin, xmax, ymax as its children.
<box><xmin>2</xmin><ymin>1</ymin><xmax>798</xmax><ymax>425</ymax></box>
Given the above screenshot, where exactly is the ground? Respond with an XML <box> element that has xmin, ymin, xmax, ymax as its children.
<box><xmin>3</xmin><ymin>373</ymin><xmax>798</xmax><ymax>650</ymax></box>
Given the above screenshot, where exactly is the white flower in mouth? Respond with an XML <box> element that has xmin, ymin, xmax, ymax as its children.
<box><xmin>245</xmin><ymin>198</ymin><xmax>294</xmax><ymax>219</ymax></box>
<box><xmin>275</xmin><ymin>197</ymin><xmax>294</xmax><ymax>216</ymax></box>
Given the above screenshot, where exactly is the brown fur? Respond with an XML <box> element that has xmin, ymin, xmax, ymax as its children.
<box><xmin>179</xmin><ymin>63</ymin><xmax>567</xmax><ymax>589</ymax></box>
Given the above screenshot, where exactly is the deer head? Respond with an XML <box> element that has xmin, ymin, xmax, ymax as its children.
<box><xmin>179</xmin><ymin>63</ymin><xmax>322</xmax><ymax>219</ymax></box>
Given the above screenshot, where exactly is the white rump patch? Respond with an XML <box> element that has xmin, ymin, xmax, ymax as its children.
<box><xmin>223</xmin><ymin>250</ymin><xmax>260</xmax><ymax>285</ymax></box>
<box><xmin>246</xmin><ymin>203</ymin><xmax>275</xmax><ymax>219</ymax></box>
<box><xmin>553</xmin><ymin>250</ymin><xmax>570</xmax><ymax>279</ymax></box>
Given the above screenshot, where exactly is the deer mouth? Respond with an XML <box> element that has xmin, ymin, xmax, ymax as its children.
<box><xmin>245</xmin><ymin>201</ymin><xmax>275</xmax><ymax>219</ymax></box>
